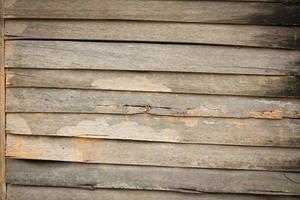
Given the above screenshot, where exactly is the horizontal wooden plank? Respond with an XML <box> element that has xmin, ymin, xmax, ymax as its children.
<box><xmin>6</xmin><ymin>40</ymin><xmax>300</xmax><ymax>75</ymax></box>
<box><xmin>7</xmin><ymin>159</ymin><xmax>300</xmax><ymax>194</ymax></box>
<box><xmin>5</xmin><ymin>20</ymin><xmax>300</xmax><ymax>49</ymax></box>
<box><xmin>6</xmin><ymin>135</ymin><xmax>300</xmax><ymax>171</ymax></box>
<box><xmin>6</xmin><ymin>113</ymin><xmax>300</xmax><ymax>147</ymax></box>
<box><xmin>4</xmin><ymin>0</ymin><xmax>300</xmax><ymax>25</ymax></box>
<box><xmin>6</xmin><ymin>69</ymin><xmax>300</xmax><ymax>98</ymax></box>
<box><xmin>6</xmin><ymin>88</ymin><xmax>300</xmax><ymax>119</ymax></box>
<box><xmin>7</xmin><ymin>185</ymin><xmax>300</xmax><ymax>200</ymax></box>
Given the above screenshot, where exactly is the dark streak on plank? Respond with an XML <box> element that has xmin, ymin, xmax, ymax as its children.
<box><xmin>7</xmin><ymin>185</ymin><xmax>300</xmax><ymax>200</ymax></box>
<box><xmin>3</xmin><ymin>0</ymin><xmax>300</xmax><ymax>25</ymax></box>
<box><xmin>6</xmin><ymin>88</ymin><xmax>300</xmax><ymax>119</ymax></box>
<box><xmin>6</xmin><ymin>159</ymin><xmax>300</xmax><ymax>195</ymax></box>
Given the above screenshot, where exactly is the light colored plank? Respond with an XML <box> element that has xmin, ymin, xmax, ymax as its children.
<box><xmin>4</xmin><ymin>0</ymin><xmax>300</xmax><ymax>25</ymax></box>
<box><xmin>5</xmin><ymin>20</ymin><xmax>300</xmax><ymax>49</ymax></box>
<box><xmin>7</xmin><ymin>185</ymin><xmax>300</xmax><ymax>200</ymax></box>
<box><xmin>6</xmin><ymin>68</ymin><xmax>300</xmax><ymax>98</ymax></box>
<box><xmin>6</xmin><ymin>40</ymin><xmax>300</xmax><ymax>75</ymax></box>
<box><xmin>0</xmin><ymin>0</ymin><xmax>5</xmax><ymax>199</ymax></box>
<box><xmin>6</xmin><ymin>135</ymin><xmax>300</xmax><ymax>171</ymax></box>
<box><xmin>7</xmin><ymin>159</ymin><xmax>300</xmax><ymax>194</ymax></box>
<box><xmin>6</xmin><ymin>113</ymin><xmax>300</xmax><ymax>147</ymax></box>
<box><xmin>6</xmin><ymin>88</ymin><xmax>300</xmax><ymax>119</ymax></box>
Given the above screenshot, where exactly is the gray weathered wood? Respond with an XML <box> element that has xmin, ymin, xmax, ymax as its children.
<box><xmin>7</xmin><ymin>159</ymin><xmax>300</xmax><ymax>194</ymax></box>
<box><xmin>4</xmin><ymin>0</ymin><xmax>300</xmax><ymax>25</ymax></box>
<box><xmin>6</xmin><ymin>88</ymin><xmax>300</xmax><ymax>119</ymax></box>
<box><xmin>7</xmin><ymin>185</ymin><xmax>300</xmax><ymax>200</ymax></box>
<box><xmin>6</xmin><ymin>135</ymin><xmax>300</xmax><ymax>171</ymax></box>
<box><xmin>6</xmin><ymin>40</ymin><xmax>300</xmax><ymax>75</ymax></box>
<box><xmin>6</xmin><ymin>68</ymin><xmax>300</xmax><ymax>98</ymax></box>
<box><xmin>6</xmin><ymin>113</ymin><xmax>300</xmax><ymax>147</ymax></box>
<box><xmin>5</xmin><ymin>20</ymin><xmax>300</xmax><ymax>49</ymax></box>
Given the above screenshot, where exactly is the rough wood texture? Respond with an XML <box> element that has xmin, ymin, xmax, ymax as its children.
<box><xmin>6</xmin><ymin>135</ymin><xmax>300</xmax><ymax>171</ymax></box>
<box><xmin>0</xmin><ymin>0</ymin><xmax>5</xmax><ymax>199</ymax></box>
<box><xmin>3</xmin><ymin>0</ymin><xmax>300</xmax><ymax>25</ymax></box>
<box><xmin>6</xmin><ymin>40</ymin><xmax>300</xmax><ymax>75</ymax></box>
<box><xmin>7</xmin><ymin>185</ymin><xmax>300</xmax><ymax>200</ymax></box>
<box><xmin>6</xmin><ymin>113</ymin><xmax>300</xmax><ymax>147</ymax></box>
<box><xmin>6</xmin><ymin>69</ymin><xmax>300</xmax><ymax>98</ymax></box>
<box><xmin>6</xmin><ymin>88</ymin><xmax>300</xmax><ymax>119</ymax></box>
<box><xmin>7</xmin><ymin>159</ymin><xmax>300</xmax><ymax>195</ymax></box>
<box><xmin>5</xmin><ymin>20</ymin><xmax>300</xmax><ymax>49</ymax></box>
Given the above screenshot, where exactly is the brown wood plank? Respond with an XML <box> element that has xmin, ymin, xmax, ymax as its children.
<box><xmin>7</xmin><ymin>185</ymin><xmax>300</xmax><ymax>200</ymax></box>
<box><xmin>5</xmin><ymin>20</ymin><xmax>300</xmax><ymax>49</ymax></box>
<box><xmin>6</xmin><ymin>69</ymin><xmax>300</xmax><ymax>98</ymax></box>
<box><xmin>6</xmin><ymin>113</ymin><xmax>300</xmax><ymax>147</ymax></box>
<box><xmin>6</xmin><ymin>88</ymin><xmax>300</xmax><ymax>119</ymax></box>
<box><xmin>6</xmin><ymin>135</ymin><xmax>300</xmax><ymax>171</ymax></box>
<box><xmin>0</xmin><ymin>0</ymin><xmax>5</xmax><ymax>199</ymax></box>
<box><xmin>3</xmin><ymin>0</ymin><xmax>300</xmax><ymax>25</ymax></box>
<box><xmin>7</xmin><ymin>159</ymin><xmax>300</xmax><ymax>194</ymax></box>
<box><xmin>6</xmin><ymin>40</ymin><xmax>300</xmax><ymax>75</ymax></box>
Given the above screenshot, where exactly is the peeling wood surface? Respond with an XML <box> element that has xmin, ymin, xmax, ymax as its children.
<box><xmin>6</xmin><ymin>113</ymin><xmax>300</xmax><ymax>147</ymax></box>
<box><xmin>5</xmin><ymin>40</ymin><xmax>300</xmax><ymax>75</ymax></box>
<box><xmin>6</xmin><ymin>69</ymin><xmax>300</xmax><ymax>98</ymax></box>
<box><xmin>3</xmin><ymin>0</ymin><xmax>300</xmax><ymax>25</ymax></box>
<box><xmin>7</xmin><ymin>185</ymin><xmax>300</xmax><ymax>200</ymax></box>
<box><xmin>7</xmin><ymin>159</ymin><xmax>300</xmax><ymax>194</ymax></box>
<box><xmin>6</xmin><ymin>135</ymin><xmax>300</xmax><ymax>171</ymax></box>
<box><xmin>5</xmin><ymin>20</ymin><xmax>300</xmax><ymax>49</ymax></box>
<box><xmin>6</xmin><ymin>88</ymin><xmax>300</xmax><ymax>119</ymax></box>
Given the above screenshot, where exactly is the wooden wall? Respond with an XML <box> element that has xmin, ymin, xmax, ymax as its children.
<box><xmin>2</xmin><ymin>0</ymin><xmax>300</xmax><ymax>199</ymax></box>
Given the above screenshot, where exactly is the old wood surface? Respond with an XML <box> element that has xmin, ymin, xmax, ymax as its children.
<box><xmin>7</xmin><ymin>159</ymin><xmax>300</xmax><ymax>195</ymax></box>
<box><xmin>6</xmin><ymin>69</ymin><xmax>300</xmax><ymax>98</ymax></box>
<box><xmin>3</xmin><ymin>0</ymin><xmax>300</xmax><ymax>25</ymax></box>
<box><xmin>6</xmin><ymin>113</ymin><xmax>300</xmax><ymax>147</ymax></box>
<box><xmin>7</xmin><ymin>185</ymin><xmax>300</xmax><ymax>200</ymax></box>
<box><xmin>6</xmin><ymin>135</ymin><xmax>300</xmax><ymax>171</ymax></box>
<box><xmin>6</xmin><ymin>88</ymin><xmax>300</xmax><ymax>119</ymax></box>
<box><xmin>0</xmin><ymin>0</ymin><xmax>5</xmax><ymax>199</ymax></box>
<box><xmin>5</xmin><ymin>20</ymin><xmax>300</xmax><ymax>49</ymax></box>
<box><xmin>6</xmin><ymin>40</ymin><xmax>300</xmax><ymax>75</ymax></box>
<box><xmin>7</xmin><ymin>186</ymin><xmax>300</xmax><ymax>200</ymax></box>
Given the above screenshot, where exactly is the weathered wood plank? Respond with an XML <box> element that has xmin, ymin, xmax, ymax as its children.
<box><xmin>6</xmin><ymin>113</ymin><xmax>300</xmax><ymax>147</ymax></box>
<box><xmin>5</xmin><ymin>20</ymin><xmax>300</xmax><ymax>49</ymax></box>
<box><xmin>0</xmin><ymin>0</ymin><xmax>5</xmax><ymax>199</ymax></box>
<box><xmin>6</xmin><ymin>40</ymin><xmax>300</xmax><ymax>75</ymax></box>
<box><xmin>6</xmin><ymin>69</ymin><xmax>300</xmax><ymax>98</ymax></box>
<box><xmin>6</xmin><ymin>88</ymin><xmax>300</xmax><ymax>119</ymax></box>
<box><xmin>6</xmin><ymin>135</ymin><xmax>300</xmax><ymax>171</ymax></box>
<box><xmin>7</xmin><ymin>185</ymin><xmax>300</xmax><ymax>200</ymax></box>
<box><xmin>3</xmin><ymin>0</ymin><xmax>300</xmax><ymax>25</ymax></box>
<box><xmin>7</xmin><ymin>159</ymin><xmax>300</xmax><ymax>194</ymax></box>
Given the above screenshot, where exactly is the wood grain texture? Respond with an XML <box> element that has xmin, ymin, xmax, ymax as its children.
<box><xmin>3</xmin><ymin>0</ymin><xmax>300</xmax><ymax>25</ymax></box>
<box><xmin>7</xmin><ymin>159</ymin><xmax>300</xmax><ymax>194</ymax></box>
<box><xmin>6</xmin><ymin>113</ymin><xmax>300</xmax><ymax>147</ymax></box>
<box><xmin>6</xmin><ymin>88</ymin><xmax>300</xmax><ymax>119</ymax></box>
<box><xmin>7</xmin><ymin>185</ymin><xmax>300</xmax><ymax>200</ymax></box>
<box><xmin>6</xmin><ymin>135</ymin><xmax>300</xmax><ymax>171</ymax></box>
<box><xmin>6</xmin><ymin>69</ymin><xmax>300</xmax><ymax>98</ymax></box>
<box><xmin>5</xmin><ymin>20</ymin><xmax>300</xmax><ymax>49</ymax></box>
<box><xmin>0</xmin><ymin>0</ymin><xmax>5</xmax><ymax>199</ymax></box>
<box><xmin>5</xmin><ymin>40</ymin><xmax>300</xmax><ymax>75</ymax></box>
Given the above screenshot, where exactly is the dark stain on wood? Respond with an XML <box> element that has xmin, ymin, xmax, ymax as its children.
<box><xmin>248</xmin><ymin>2</ymin><xmax>300</xmax><ymax>25</ymax></box>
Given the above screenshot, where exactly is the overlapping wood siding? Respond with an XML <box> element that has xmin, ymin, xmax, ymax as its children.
<box><xmin>2</xmin><ymin>0</ymin><xmax>300</xmax><ymax>199</ymax></box>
